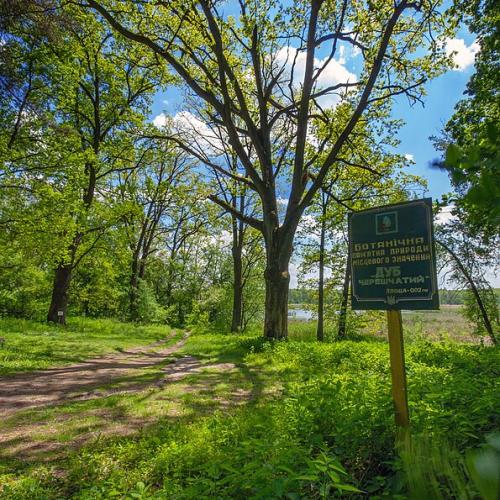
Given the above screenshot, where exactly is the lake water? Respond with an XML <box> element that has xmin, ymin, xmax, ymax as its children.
<box><xmin>288</xmin><ymin>308</ymin><xmax>314</xmax><ymax>321</ymax></box>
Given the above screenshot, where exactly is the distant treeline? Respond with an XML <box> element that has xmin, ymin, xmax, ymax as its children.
<box><xmin>289</xmin><ymin>288</ymin><xmax>500</xmax><ymax>306</ymax></box>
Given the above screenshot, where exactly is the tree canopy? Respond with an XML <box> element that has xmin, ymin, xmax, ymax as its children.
<box><xmin>438</xmin><ymin>0</ymin><xmax>500</xmax><ymax>241</ymax></box>
<box><xmin>84</xmin><ymin>0</ymin><xmax>455</xmax><ymax>338</ymax></box>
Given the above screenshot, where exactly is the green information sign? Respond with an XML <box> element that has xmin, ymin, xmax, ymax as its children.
<box><xmin>349</xmin><ymin>198</ymin><xmax>439</xmax><ymax>310</ymax></box>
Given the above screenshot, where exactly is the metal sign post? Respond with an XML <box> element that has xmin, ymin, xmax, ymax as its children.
<box><xmin>348</xmin><ymin>198</ymin><xmax>439</xmax><ymax>434</ymax></box>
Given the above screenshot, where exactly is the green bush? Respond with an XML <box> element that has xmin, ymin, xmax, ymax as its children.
<box><xmin>0</xmin><ymin>262</ymin><xmax>50</xmax><ymax>320</ymax></box>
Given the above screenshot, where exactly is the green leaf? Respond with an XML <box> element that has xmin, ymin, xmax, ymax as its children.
<box><xmin>296</xmin><ymin>475</ymin><xmax>319</xmax><ymax>481</ymax></box>
<box><xmin>445</xmin><ymin>144</ymin><xmax>461</xmax><ymax>166</ymax></box>
<box><xmin>335</xmin><ymin>483</ymin><xmax>363</xmax><ymax>493</ymax></box>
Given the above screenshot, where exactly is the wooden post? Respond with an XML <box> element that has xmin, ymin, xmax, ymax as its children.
<box><xmin>386</xmin><ymin>310</ymin><xmax>409</xmax><ymax>429</ymax></box>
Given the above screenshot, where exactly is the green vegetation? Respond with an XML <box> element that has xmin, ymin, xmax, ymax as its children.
<box><xmin>438</xmin><ymin>0</ymin><xmax>500</xmax><ymax>240</ymax></box>
<box><xmin>290</xmin><ymin>306</ymin><xmax>482</xmax><ymax>344</ymax></box>
<box><xmin>0</xmin><ymin>1</ymin><xmax>498</xmax><ymax>498</ymax></box>
<box><xmin>0</xmin><ymin>321</ymin><xmax>498</xmax><ymax>498</ymax></box>
<box><xmin>0</xmin><ymin>317</ymin><xmax>176</xmax><ymax>376</ymax></box>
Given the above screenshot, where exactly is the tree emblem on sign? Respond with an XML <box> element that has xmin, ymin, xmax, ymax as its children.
<box><xmin>376</xmin><ymin>212</ymin><xmax>398</xmax><ymax>235</ymax></box>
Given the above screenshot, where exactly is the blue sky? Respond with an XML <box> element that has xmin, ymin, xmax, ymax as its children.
<box><xmin>392</xmin><ymin>37</ymin><xmax>478</xmax><ymax>200</ymax></box>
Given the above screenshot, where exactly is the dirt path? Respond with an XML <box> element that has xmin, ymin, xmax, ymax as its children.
<box><xmin>0</xmin><ymin>332</ymin><xmax>189</xmax><ymax>417</ymax></box>
<box><xmin>0</xmin><ymin>332</ymin><xmax>257</xmax><ymax>461</ymax></box>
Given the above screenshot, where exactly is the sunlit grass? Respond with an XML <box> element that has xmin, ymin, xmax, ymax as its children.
<box><xmin>0</xmin><ymin>311</ymin><xmax>497</xmax><ymax>498</ymax></box>
<box><xmin>0</xmin><ymin>317</ymin><xmax>177</xmax><ymax>375</ymax></box>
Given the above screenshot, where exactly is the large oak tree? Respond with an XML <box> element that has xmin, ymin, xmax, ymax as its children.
<box><xmin>85</xmin><ymin>0</ymin><xmax>453</xmax><ymax>338</ymax></box>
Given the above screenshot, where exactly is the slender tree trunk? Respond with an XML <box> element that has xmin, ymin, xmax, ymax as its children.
<box><xmin>337</xmin><ymin>249</ymin><xmax>351</xmax><ymax>339</ymax></box>
<box><xmin>129</xmin><ymin>256</ymin><xmax>140</xmax><ymax>321</ymax></box>
<box><xmin>231</xmin><ymin>243</ymin><xmax>243</xmax><ymax>332</ymax></box>
<box><xmin>317</xmin><ymin>204</ymin><xmax>326</xmax><ymax>341</ymax></box>
<box><xmin>165</xmin><ymin>255</ymin><xmax>176</xmax><ymax>307</ymax></box>
<box><xmin>130</xmin><ymin>251</ymin><xmax>149</xmax><ymax>321</ymax></box>
<box><xmin>437</xmin><ymin>240</ymin><xmax>497</xmax><ymax>345</ymax></box>
<box><xmin>47</xmin><ymin>264</ymin><xmax>73</xmax><ymax>324</ymax></box>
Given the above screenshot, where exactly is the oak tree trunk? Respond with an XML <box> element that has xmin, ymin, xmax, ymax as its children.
<box><xmin>264</xmin><ymin>266</ymin><xmax>290</xmax><ymax>339</ymax></box>
<box><xmin>263</xmin><ymin>231</ymin><xmax>293</xmax><ymax>339</ymax></box>
<box><xmin>47</xmin><ymin>264</ymin><xmax>73</xmax><ymax>324</ymax></box>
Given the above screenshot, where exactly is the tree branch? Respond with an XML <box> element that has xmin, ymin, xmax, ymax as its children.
<box><xmin>208</xmin><ymin>194</ymin><xmax>263</xmax><ymax>231</ymax></box>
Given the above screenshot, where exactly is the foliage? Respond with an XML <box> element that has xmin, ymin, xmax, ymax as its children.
<box><xmin>81</xmin><ymin>0</ymin><xmax>457</xmax><ymax>338</ymax></box>
<box><xmin>69</xmin><ymin>247</ymin><xmax>128</xmax><ymax>318</ymax></box>
<box><xmin>466</xmin><ymin>433</ymin><xmax>500</xmax><ymax>500</ymax></box>
<box><xmin>463</xmin><ymin>288</ymin><xmax>499</xmax><ymax>338</ymax></box>
<box><xmin>134</xmin><ymin>280</ymin><xmax>168</xmax><ymax>324</ymax></box>
<box><xmin>0</xmin><ymin>254</ymin><xmax>51</xmax><ymax>320</ymax></box>
<box><xmin>186</xmin><ymin>308</ymin><xmax>212</xmax><ymax>335</ymax></box>
<box><xmin>290</xmin><ymin>288</ymin><xmax>500</xmax><ymax>307</ymax></box>
<box><xmin>1</xmin><ymin>327</ymin><xmax>498</xmax><ymax>498</ymax></box>
<box><xmin>435</xmin><ymin>206</ymin><xmax>499</xmax><ymax>344</ymax></box>
<box><xmin>437</xmin><ymin>0</ymin><xmax>500</xmax><ymax>240</ymax></box>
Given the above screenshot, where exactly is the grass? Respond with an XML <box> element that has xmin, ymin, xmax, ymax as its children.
<box><xmin>0</xmin><ymin>315</ymin><xmax>498</xmax><ymax>498</ymax></box>
<box><xmin>401</xmin><ymin>305</ymin><xmax>477</xmax><ymax>343</ymax></box>
<box><xmin>0</xmin><ymin>317</ymin><xmax>176</xmax><ymax>376</ymax></box>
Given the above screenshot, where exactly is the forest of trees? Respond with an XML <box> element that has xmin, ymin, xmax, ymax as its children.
<box><xmin>0</xmin><ymin>0</ymin><xmax>498</xmax><ymax>340</ymax></box>
<box><xmin>290</xmin><ymin>288</ymin><xmax>500</xmax><ymax>306</ymax></box>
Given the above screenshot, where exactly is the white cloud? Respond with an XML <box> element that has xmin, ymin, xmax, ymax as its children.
<box><xmin>435</xmin><ymin>205</ymin><xmax>455</xmax><ymax>225</ymax></box>
<box><xmin>152</xmin><ymin>111</ymin><xmax>226</xmax><ymax>158</ymax></box>
<box><xmin>153</xmin><ymin>113</ymin><xmax>168</xmax><ymax>128</ymax></box>
<box><xmin>172</xmin><ymin>111</ymin><xmax>226</xmax><ymax>153</ymax></box>
<box><xmin>274</xmin><ymin>46</ymin><xmax>357</xmax><ymax>108</ymax></box>
<box><xmin>404</xmin><ymin>153</ymin><xmax>414</xmax><ymax>162</ymax></box>
<box><xmin>338</xmin><ymin>45</ymin><xmax>346</xmax><ymax>65</ymax></box>
<box><xmin>154</xmin><ymin>111</ymin><xmax>220</xmax><ymax>145</ymax></box>
<box><xmin>444</xmin><ymin>38</ymin><xmax>479</xmax><ymax>71</ymax></box>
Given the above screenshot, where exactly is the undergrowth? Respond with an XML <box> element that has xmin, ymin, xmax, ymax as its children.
<box><xmin>0</xmin><ymin>329</ymin><xmax>498</xmax><ymax>499</ymax></box>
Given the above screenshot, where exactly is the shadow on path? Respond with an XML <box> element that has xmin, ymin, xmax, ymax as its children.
<box><xmin>0</xmin><ymin>332</ymin><xmax>185</xmax><ymax>416</ymax></box>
